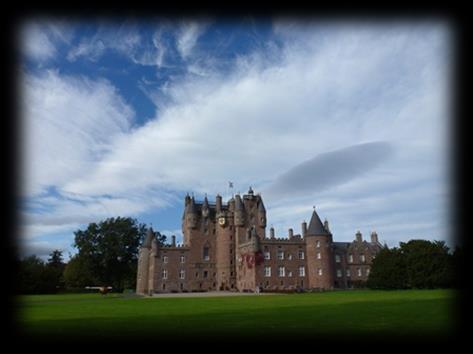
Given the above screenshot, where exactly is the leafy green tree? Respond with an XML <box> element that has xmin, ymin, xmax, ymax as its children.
<box><xmin>18</xmin><ymin>255</ymin><xmax>59</xmax><ymax>294</ymax></box>
<box><xmin>399</xmin><ymin>240</ymin><xmax>453</xmax><ymax>288</ymax></box>
<box><xmin>63</xmin><ymin>254</ymin><xmax>97</xmax><ymax>288</ymax></box>
<box><xmin>368</xmin><ymin>239</ymin><xmax>455</xmax><ymax>289</ymax></box>
<box><xmin>72</xmin><ymin>217</ymin><xmax>148</xmax><ymax>290</ymax></box>
<box><xmin>47</xmin><ymin>249</ymin><xmax>65</xmax><ymax>290</ymax></box>
<box><xmin>367</xmin><ymin>247</ymin><xmax>408</xmax><ymax>289</ymax></box>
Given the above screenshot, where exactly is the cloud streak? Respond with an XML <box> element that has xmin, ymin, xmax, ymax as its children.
<box><xmin>264</xmin><ymin>142</ymin><xmax>394</xmax><ymax>200</ymax></box>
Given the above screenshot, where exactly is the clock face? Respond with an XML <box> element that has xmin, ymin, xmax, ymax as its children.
<box><xmin>218</xmin><ymin>217</ymin><xmax>226</xmax><ymax>226</ymax></box>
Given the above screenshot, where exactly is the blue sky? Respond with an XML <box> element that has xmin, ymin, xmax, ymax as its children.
<box><xmin>19</xmin><ymin>17</ymin><xmax>453</xmax><ymax>259</ymax></box>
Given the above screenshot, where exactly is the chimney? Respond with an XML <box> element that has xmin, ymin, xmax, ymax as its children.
<box><xmin>270</xmin><ymin>227</ymin><xmax>275</xmax><ymax>239</ymax></box>
<box><xmin>324</xmin><ymin>219</ymin><xmax>330</xmax><ymax>232</ymax></box>
<box><xmin>171</xmin><ymin>235</ymin><xmax>176</xmax><ymax>247</ymax></box>
<box><xmin>355</xmin><ymin>231</ymin><xmax>362</xmax><ymax>243</ymax></box>
<box><xmin>216</xmin><ymin>194</ymin><xmax>222</xmax><ymax>212</ymax></box>
<box><xmin>301</xmin><ymin>221</ymin><xmax>307</xmax><ymax>237</ymax></box>
<box><xmin>288</xmin><ymin>228</ymin><xmax>294</xmax><ymax>238</ymax></box>
<box><xmin>371</xmin><ymin>231</ymin><xmax>378</xmax><ymax>244</ymax></box>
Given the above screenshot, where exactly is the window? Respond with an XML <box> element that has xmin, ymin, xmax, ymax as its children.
<box><xmin>278</xmin><ymin>250</ymin><xmax>284</xmax><ymax>260</ymax></box>
<box><xmin>357</xmin><ymin>268</ymin><xmax>362</xmax><ymax>277</ymax></box>
<box><xmin>348</xmin><ymin>254</ymin><xmax>353</xmax><ymax>263</ymax></box>
<box><xmin>318</xmin><ymin>268</ymin><xmax>323</xmax><ymax>276</ymax></box>
<box><xmin>163</xmin><ymin>256</ymin><xmax>168</xmax><ymax>263</ymax></box>
<box><xmin>204</xmin><ymin>271</ymin><xmax>208</xmax><ymax>278</ymax></box>
<box><xmin>335</xmin><ymin>254</ymin><xmax>341</xmax><ymax>263</ymax></box>
<box><xmin>162</xmin><ymin>269</ymin><xmax>168</xmax><ymax>279</ymax></box>
<box><xmin>316</xmin><ymin>240</ymin><xmax>321</xmax><ymax>248</ymax></box>
<box><xmin>287</xmin><ymin>254</ymin><xmax>293</xmax><ymax>260</ymax></box>
<box><xmin>346</xmin><ymin>269</ymin><xmax>351</xmax><ymax>277</ymax></box>
<box><xmin>264</xmin><ymin>251</ymin><xmax>271</xmax><ymax>260</ymax></box>
<box><xmin>203</xmin><ymin>247</ymin><xmax>209</xmax><ymax>261</ymax></box>
<box><xmin>278</xmin><ymin>266</ymin><xmax>285</xmax><ymax>277</ymax></box>
<box><xmin>299</xmin><ymin>266</ymin><xmax>305</xmax><ymax>277</ymax></box>
<box><xmin>366</xmin><ymin>268</ymin><xmax>370</xmax><ymax>276</ymax></box>
<box><xmin>180</xmin><ymin>255</ymin><xmax>185</xmax><ymax>263</ymax></box>
<box><xmin>264</xmin><ymin>267</ymin><xmax>271</xmax><ymax>277</ymax></box>
<box><xmin>317</xmin><ymin>252</ymin><xmax>321</xmax><ymax>259</ymax></box>
<box><xmin>288</xmin><ymin>271</ymin><xmax>293</xmax><ymax>277</ymax></box>
<box><xmin>360</xmin><ymin>254</ymin><xmax>366</xmax><ymax>263</ymax></box>
<box><xmin>336</xmin><ymin>269</ymin><xmax>342</xmax><ymax>278</ymax></box>
<box><xmin>299</xmin><ymin>250</ymin><xmax>305</xmax><ymax>260</ymax></box>
<box><xmin>179</xmin><ymin>270</ymin><xmax>185</xmax><ymax>279</ymax></box>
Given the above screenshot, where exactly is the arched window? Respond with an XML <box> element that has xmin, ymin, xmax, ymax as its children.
<box><xmin>203</xmin><ymin>246</ymin><xmax>210</xmax><ymax>261</ymax></box>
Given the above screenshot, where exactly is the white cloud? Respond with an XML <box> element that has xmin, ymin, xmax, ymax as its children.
<box><xmin>21</xmin><ymin>22</ymin><xmax>57</xmax><ymax>62</ymax></box>
<box><xmin>176</xmin><ymin>20</ymin><xmax>210</xmax><ymax>59</ymax></box>
<box><xmin>21</xmin><ymin>70</ymin><xmax>134</xmax><ymax>197</ymax></box>
<box><xmin>22</xmin><ymin>21</ymin><xmax>452</xmax><ymax>250</ymax></box>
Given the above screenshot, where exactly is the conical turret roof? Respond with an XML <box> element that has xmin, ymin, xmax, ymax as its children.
<box><xmin>307</xmin><ymin>209</ymin><xmax>330</xmax><ymax>236</ymax></box>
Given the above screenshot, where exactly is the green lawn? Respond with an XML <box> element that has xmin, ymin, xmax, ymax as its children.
<box><xmin>17</xmin><ymin>289</ymin><xmax>455</xmax><ymax>340</ymax></box>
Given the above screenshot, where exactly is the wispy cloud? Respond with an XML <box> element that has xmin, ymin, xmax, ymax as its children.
<box><xmin>21</xmin><ymin>22</ymin><xmax>58</xmax><ymax>62</ymax></box>
<box><xmin>176</xmin><ymin>19</ymin><xmax>211</xmax><ymax>59</ymax></box>
<box><xmin>20</xmin><ymin>20</ymin><xmax>452</xmax><ymax>256</ymax></box>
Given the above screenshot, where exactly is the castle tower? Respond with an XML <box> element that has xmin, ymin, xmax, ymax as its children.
<box><xmin>305</xmin><ymin>208</ymin><xmax>335</xmax><ymax>290</ymax></box>
<box><xmin>183</xmin><ymin>196</ymin><xmax>198</xmax><ymax>246</ymax></box>
<box><xmin>147</xmin><ymin>237</ymin><xmax>158</xmax><ymax>295</ymax></box>
<box><xmin>216</xmin><ymin>194</ymin><xmax>235</xmax><ymax>290</ymax></box>
<box><xmin>257</xmin><ymin>197</ymin><xmax>266</xmax><ymax>237</ymax></box>
<box><xmin>136</xmin><ymin>228</ymin><xmax>155</xmax><ymax>295</ymax></box>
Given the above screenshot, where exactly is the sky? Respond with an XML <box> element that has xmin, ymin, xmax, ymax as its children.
<box><xmin>18</xmin><ymin>16</ymin><xmax>453</xmax><ymax>260</ymax></box>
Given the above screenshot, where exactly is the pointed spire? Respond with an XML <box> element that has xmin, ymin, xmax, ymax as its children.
<box><xmin>307</xmin><ymin>208</ymin><xmax>330</xmax><ymax>236</ymax></box>
<box><xmin>143</xmin><ymin>227</ymin><xmax>155</xmax><ymax>248</ymax></box>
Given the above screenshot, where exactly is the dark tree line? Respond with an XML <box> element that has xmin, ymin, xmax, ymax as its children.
<box><xmin>367</xmin><ymin>239</ymin><xmax>461</xmax><ymax>289</ymax></box>
<box><xmin>17</xmin><ymin>250</ymin><xmax>65</xmax><ymax>294</ymax></box>
<box><xmin>17</xmin><ymin>217</ymin><xmax>167</xmax><ymax>294</ymax></box>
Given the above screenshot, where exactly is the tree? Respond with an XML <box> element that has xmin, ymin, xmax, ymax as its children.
<box><xmin>72</xmin><ymin>217</ymin><xmax>148</xmax><ymax>290</ymax></box>
<box><xmin>63</xmin><ymin>254</ymin><xmax>97</xmax><ymax>289</ymax></box>
<box><xmin>47</xmin><ymin>249</ymin><xmax>64</xmax><ymax>269</ymax></box>
<box><xmin>367</xmin><ymin>239</ymin><xmax>455</xmax><ymax>290</ymax></box>
<box><xmin>18</xmin><ymin>255</ymin><xmax>59</xmax><ymax>294</ymax></box>
<box><xmin>367</xmin><ymin>247</ymin><xmax>408</xmax><ymax>289</ymax></box>
<box><xmin>47</xmin><ymin>249</ymin><xmax>65</xmax><ymax>290</ymax></box>
<box><xmin>399</xmin><ymin>240</ymin><xmax>453</xmax><ymax>289</ymax></box>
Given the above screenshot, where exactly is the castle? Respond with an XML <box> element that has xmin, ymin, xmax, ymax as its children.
<box><xmin>136</xmin><ymin>188</ymin><xmax>383</xmax><ymax>295</ymax></box>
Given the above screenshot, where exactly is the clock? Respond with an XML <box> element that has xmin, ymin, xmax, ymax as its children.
<box><xmin>218</xmin><ymin>216</ymin><xmax>226</xmax><ymax>226</ymax></box>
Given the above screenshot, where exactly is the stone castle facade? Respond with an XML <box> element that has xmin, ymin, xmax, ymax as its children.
<box><xmin>136</xmin><ymin>188</ymin><xmax>383</xmax><ymax>295</ymax></box>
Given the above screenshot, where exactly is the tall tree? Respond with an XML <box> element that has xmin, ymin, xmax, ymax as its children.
<box><xmin>46</xmin><ymin>249</ymin><xmax>65</xmax><ymax>290</ymax></box>
<box><xmin>72</xmin><ymin>217</ymin><xmax>148</xmax><ymax>290</ymax></box>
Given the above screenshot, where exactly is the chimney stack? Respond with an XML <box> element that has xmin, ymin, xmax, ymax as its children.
<box><xmin>288</xmin><ymin>228</ymin><xmax>294</xmax><ymax>238</ymax></box>
<box><xmin>302</xmin><ymin>221</ymin><xmax>307</xmax><ymax>238</ymax></box>
<box><xmin>371</xmin><ymin>231</ymin><xmax>378</xmax><ymax>244</ymax></box>
<box><xmin>171</xmin><ymin>235</ymin><xmax>176</xmax><ymax>247</ymax></box>
<box><xmin>355</xmin><ymin>231</ymin><xmax>362</xmax><ymax>243</ymax></box>
<box><xmin>216</xmin><ymin>194</ymin><xmax>222</xmax><ymax>212</ymax></box>
<box><xmin>270</xmin><ymin>227</ymin><xmax>275</xmax><ymax>239</ymax></box>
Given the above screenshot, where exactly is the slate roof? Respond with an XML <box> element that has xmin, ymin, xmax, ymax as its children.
<box><xmin>307</xmin><ymin>209</ymin><xmax>330</xmax><ymax>236</ymax></box>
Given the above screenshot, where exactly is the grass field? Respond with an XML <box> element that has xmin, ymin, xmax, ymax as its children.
<box><xmin>17</xmin><ymin>289</ymin><xmax>455</xmax><ymax>341</ymax></box>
